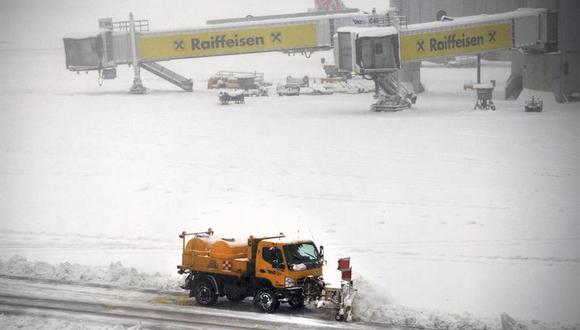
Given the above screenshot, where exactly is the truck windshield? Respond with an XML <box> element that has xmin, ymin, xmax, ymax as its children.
<box><xmin>283</xmin><ymin>243</ymin><xmax>320</xmax><ymax>266</ymax></box>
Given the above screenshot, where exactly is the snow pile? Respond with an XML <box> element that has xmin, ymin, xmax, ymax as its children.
<box><xmin>0</xmin><ymin>314</ymin><xmax>145</xmax><ymax>330</ymax></box>
<box><xmin>0</xmin><ymin>255</ymin><xmax>181</xmax><ymax>292</ymax></box>
<box><xmin>353</xmin><ymin>276</ymin><xmax>575</xmax><ymax>330</ymax></box>
<box><xmin>352</xmin><ymin>276</ymin><xmax>495</xmax><ymax>329</ymax></box>
<box><xmin>1</xmin><ymin>256</ymin><xmax>577</xmax><ymax>330</ymax></box>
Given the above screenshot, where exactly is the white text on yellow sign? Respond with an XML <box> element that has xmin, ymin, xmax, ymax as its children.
<box><xmin>139</xmin><ymin>24</ymin><xmax>318</xmax><ymax>61</ymax></box>
<box><xmin>400</xmin><ymin>23</ymin><xmax>513</xmax><ymax>62</ymax></box>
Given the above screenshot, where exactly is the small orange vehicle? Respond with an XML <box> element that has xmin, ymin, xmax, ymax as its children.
<box><xmin>177</xmin><ymin>228</ymin><xmax>354</xmax><ymax>320</ymax></box>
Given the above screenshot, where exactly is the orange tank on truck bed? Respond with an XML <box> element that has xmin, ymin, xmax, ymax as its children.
<box><xmin>177</xmin><ymin>228</ymin><xmax>355</xmax><ymax>320</ymax></box>
<box><xmin>181</xmin><ymin>235</ymin><xmax>250</xmax><ymax>276</ymax></box>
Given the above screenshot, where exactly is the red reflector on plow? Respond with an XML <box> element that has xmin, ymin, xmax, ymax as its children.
<box><xmin>337</xmin><ymin>257</ymin><xmax>350</xmax><ymax>271</ymax></box>
<box><xmin>341</xmin><ymin>267</ymin><xmax>352</xmax><ymax>281</ymax></box>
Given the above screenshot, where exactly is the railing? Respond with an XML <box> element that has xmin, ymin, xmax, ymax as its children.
<box><xmin>369</xmin><ymin>15</ymin><xmax>408</xmax><ymax>29</ymax></box>
<box><xmin>141</xmin><ymin>62</ymin><xmax>193</xmax><ymax>91</ymax></box>
<box><xmin>143</xmin><ymin>62</ymin><xmax>186</xmax><ymax>81</ymax></box>
<box><xmin>112</xmin><ymin>19</ymin><xmax>150</xmax><ymax>32</ymax></box>
<box><xmin>378</xmin><ymin>72</ymin><xmax>412</xmax><ymax>99</ymax></box>
<box><xmin>214</xmin><ymin>70</ymin><xmax>265</xmax><ymax>83</ymax></box>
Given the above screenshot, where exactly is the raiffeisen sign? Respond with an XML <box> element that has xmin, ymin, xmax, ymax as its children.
<box><xmin>139</xmin><ymin>24</ymin><xmax>318</xmax><ymax>61</ymax></box>
<box><xmin>400</xmin><ymin>23</ymin><xmax>513</xmax><ymax>62</ymax></box>
<box><xmin>190</xmin><ymin>34</ymin><xmax>266</xmax><ymax>50</ymax></box>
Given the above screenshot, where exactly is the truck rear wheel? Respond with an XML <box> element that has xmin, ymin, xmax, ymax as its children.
<box><xmin>254</xmin><ymin>289</ymin><xmax>279</xmax><ymax>313</ymax></box>
<box><xmin>194</xmin><ymin>280</ymin><xmax>218</xmax><ymax>306</ymax></box>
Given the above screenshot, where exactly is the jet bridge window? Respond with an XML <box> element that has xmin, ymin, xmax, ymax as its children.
<box><xmin>356</xmin><ymin>35</ymin><xmax>400</xmax><ymax>71</ymax></box>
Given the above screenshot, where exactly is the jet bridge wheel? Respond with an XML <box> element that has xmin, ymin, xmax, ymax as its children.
<box><xmin>253</xmin><ymin>288</ymin><xmax>280</xmax><ymax>313</ymax></box>
<box><xmin>194</xmin><ymin>280</ymin><xmax>218</xmax><ymax>306</ymax></box>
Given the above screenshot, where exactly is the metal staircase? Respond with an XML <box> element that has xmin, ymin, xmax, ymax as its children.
<box><xmin>140</xmin><ymin>62</ymin><xmax>193</xmax><ymax>91</ymax></box>
<box><xmin>372</xmin><ymin>72</ymin><xmax>416</xmax><ymax>111</ymax></box>
<box><xmin>505</xmin><ymin>73</ymin><xmax>523</xmax><ymax>100</ymax></box>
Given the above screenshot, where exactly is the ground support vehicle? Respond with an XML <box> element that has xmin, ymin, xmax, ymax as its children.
<box><xmin>177</xmin><ymin>228</ymin><xmax>355</xmax><ymax>321</ymax></box>
<box><xmin>276</xmin><ymin>83</ymin><xmax>301</xmax><ymax>96</ymax></box>
<box><xmin>464</xmin><ymin>82</ymin><xmax>497</xmax><ymax>110</ymax></box>
<box><xmin>473</xmin><ymin>84</ymin><xmax>496</xmax><ymax>110</ymax></box>
<box><xmin>218</xmin><ymin>90</ymin><xmax>245</xmax><ymax>105</ymax></box>
<box><xmin>525</xmin><ymin>96</ymin><xmax>543</xmax><ymax>112</ymax></box>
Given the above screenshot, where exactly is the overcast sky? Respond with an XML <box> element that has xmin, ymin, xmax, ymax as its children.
<box><xmin>0</xmin><ymin>0</ymin><xmax>391</xmax><ymax>50</ymax></box>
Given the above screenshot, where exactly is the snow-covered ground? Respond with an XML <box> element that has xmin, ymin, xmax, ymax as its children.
<box><xmin>1</xmin><ymin>47</ymin><xmax>579</xmax><ymax>329</ymax></box>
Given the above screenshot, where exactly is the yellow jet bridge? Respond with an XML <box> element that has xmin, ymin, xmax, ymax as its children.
<box><xmin>334</xmin><ymin>8</ymin><xmax>551</xmax><ymax>111</ymax></box>
<box><xmin>63</xmin><ymin>11</ymin><xmax>372</xmax><ymax>93</ymax></box>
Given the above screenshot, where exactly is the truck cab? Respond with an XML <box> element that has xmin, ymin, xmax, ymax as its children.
<box><xmin>251</xmin><ymin>239</ymin><xmax>324</xmax><ymax>312</ymax></box>
<box><xmin>255</xmin><ymin>239</ymin><xmax>323</xmax><ymax>287</ymax></box>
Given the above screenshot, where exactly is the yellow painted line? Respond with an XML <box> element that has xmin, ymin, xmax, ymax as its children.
<box><xmin>150</xmin><ymin>295</ymin><xmax>193</xmax><ymax>306</ymax></box>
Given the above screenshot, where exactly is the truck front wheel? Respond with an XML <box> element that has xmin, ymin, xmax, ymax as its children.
<box><xmin>194</xmin><ymin>280</ymin><xmax>218</xmax><ymax>306</ymax></box>
<box><xmin>254</xmin><ymin>289</ymin><xmax>279</xmax><ymax>313</ymax></box>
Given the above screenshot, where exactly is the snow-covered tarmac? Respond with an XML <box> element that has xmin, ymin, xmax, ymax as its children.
<box><xmin>1</xmin><ymin>48</ymin><xmax>579</xmax><ymax>328</ymax></box>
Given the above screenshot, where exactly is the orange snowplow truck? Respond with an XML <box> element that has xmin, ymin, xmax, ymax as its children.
<box><xmin>177</xmin><ymin>228</ymin><xmax>354</xmax><ymax>320</ymax></box>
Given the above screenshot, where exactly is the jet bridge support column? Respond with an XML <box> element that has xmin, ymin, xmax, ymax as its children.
<box><xmin>400</xmin><ymin>62</ymin><xmax>424</xmax><ymax>93</ymax></box>
<box><xmin>129</xmin><ymin>13</ymin><xmax>146</xmax><ymax>94</ymax></box>
<box><xmin>476</xmin><ymin>54</ymin><xmax>482</xmax><ymax>84</ymax></box>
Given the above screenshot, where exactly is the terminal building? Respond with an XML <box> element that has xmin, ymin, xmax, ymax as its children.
<box><xmin>391</xmin><ymin>0</ymin><xmax>580</xmax><ymax>103</ymax></box>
